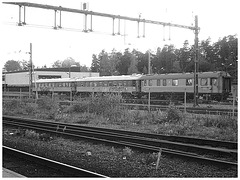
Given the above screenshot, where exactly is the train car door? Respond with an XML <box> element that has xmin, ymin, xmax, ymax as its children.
<box><xmin>210</xmin><ymin>78</ymin><xmax>218</xmax><ymax>93</ymax></box>
<box><xmin>71</xmin><ymin>82</ymin><xmax>77</xmax><ymax>92</ymax></box>
<box><xmin>222</xmin><ymin>77</ymin><xmax>231</xmax><ymax>93</ymax></box>
<box><xmin>135</xmin><ymin>80</ymin><xmax>141</xmax><ymax>93</ymax></box>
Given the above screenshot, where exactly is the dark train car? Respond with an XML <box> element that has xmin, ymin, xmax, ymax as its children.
<box><xmin>140</xmin><ymin>71</ymin><xmax>231</xmax><ymax>101</ymax></box>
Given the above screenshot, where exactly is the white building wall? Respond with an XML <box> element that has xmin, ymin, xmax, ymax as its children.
<box><xmin>4</xmin><ymin>71</ymin><xmax>99</xmax><ymax>86</ymax></box>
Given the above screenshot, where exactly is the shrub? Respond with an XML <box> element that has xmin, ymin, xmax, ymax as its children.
<box><xmin>203</xmin><ymin>114</ymin><xmax>237</xmax><ymax>130</ymax></box>
<box><xmin>25</xmin><ymin>129</ymin><xmax>40</xmax><ymax>139</ymax></box>
<box><xmin>36</xmin><ymin>96</ymin><xmax>59</xmax><ymax>119</ymax></box>
<box><xmin>24</xmin><ymin>103</ymin><xmax>38</xmax><ymax>115</ymax></box>
<box><xmin>4</xmin><ymin>99</ymin><xmax>21</xmax><ymax>110</ymax></box>
<box><xmin>165</xmin><ymin>106</ymin><xmax>182</xmax><ymax>123</ymax></box>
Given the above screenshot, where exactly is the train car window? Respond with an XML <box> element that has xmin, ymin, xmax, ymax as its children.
<box><xmin>163</xmin><ymin>79</ymin><xmax>167</xmax><ymax>86</ymax></box>
<box><xmin>128</xmin><ymin>81</ymin><xmax>132</xmax><ymax>86</ymax></box>
<box><xmin>201</xmin><ymin>78</ymin><xmax>208</xmax><ymax>86</ymax></box>
<box><xmin>123</xmin><ymin>81</ymin><xmax>127</xmax><ymax>86</ymax></box>
<box><xmin>132</xmin><ymin>81</ymin><xmax>136</xmax><ymax>87</ymax></box>
<box><xmin>103</xmin><ymin>81</ymin><xmax>108</xmax><ymax>87</ymax></box>
<box><xmin>172</xmin><ymin>79</ymin><xmax>178</xmax><ymax>86</ymax></box>
<box><xmin>186</xmin><ymin>79</ymin><xmax>193</xmax><ymax>86</ymax></box>
<box><xmin>157</xmin><ymin>79</ymin><xmax>161</xmax><ymax>86</ymax></box>
<box><xmin>211</xmin><ymin>78</ymin><xmax>217</xmax><ymax>86</ymax></box>
<box><xmin>119</xmin><ymin>81</ymin><xmax>122</xmax><ymax>86</ymax></box>
<box><xmin>148</xmin><ymin>80</ymin><xmax>152</xmax><ymax>86</ymax></box>
<box><xmin>113</xmin><ymin>81</ymin><xmax>117</xmax><ymax>86</ymax></box>
<box><xmin>109</xmin><ymin>82</ymin><xmax>113</xmax><ymax>86</ymax></box>
<box><xmin>90</xmin><ymin>82</ymin><xmax>93</xmax><ymax>87</ymax></box>
<box><xmin>85</xmin><ymin>82</ymin><xmax>89</xmax><ymax>87</ymax></box>
<box><xmin>144</xmin><ymin>80</ymin><xmax>147</xmax><ymax>86</ymax></box>
<box><xmin>62</xmin><ymin>83</ymin><xmax>65</xmax><ymax>87</ymax></box>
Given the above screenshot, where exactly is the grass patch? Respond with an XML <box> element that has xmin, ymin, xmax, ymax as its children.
<box><xmin>2</xmin><ymin>94</ymin><xmax>237</xmax><ymax>142</ymax></box>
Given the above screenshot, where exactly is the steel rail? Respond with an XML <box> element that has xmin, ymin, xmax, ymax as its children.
<box><xmin>3</xmin><ymin>120</ymin><xmax>237</xmax><ymax>161</ymax></box>
<box><xmin>3</xmin><ymin>118</ymin><xmax>237</xmax><ymax>168</ymax></box>
<box><xmin>123</xmin><ymin>103</ymin><xmax>238</xmax><ymax>116</ymax></box>
<box><xmin>3</xmin><ymin>145</ymin><xmax>108</xmax><ymax>177</ymax></box>
<box><xmin>3</xmin><ymin>115</ymin><xmax>237</xmax><ymax>149</ymax></box>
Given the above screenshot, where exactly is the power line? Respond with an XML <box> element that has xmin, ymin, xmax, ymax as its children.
<box><xmin>3</xmin><ymin>1</ymin><xmax>200</xmax><ymax>106</ymax></box>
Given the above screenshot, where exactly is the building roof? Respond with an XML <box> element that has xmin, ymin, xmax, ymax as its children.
<box><xmin>5</xmin><ymin>67</ymin><xmax>89</xmax><ymax>74</ymax></box>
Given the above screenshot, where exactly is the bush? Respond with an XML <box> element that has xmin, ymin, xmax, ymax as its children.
<box><xmin>36</xmin><ymin>96</ymin><xmax>59</xmax><ymax>119</ymax></box>
<box><xmin>24</xmin><ymin>103</ymin><xmax>38</xmax><ymax>115</ymax></box>
<box><xmin>203</xmin><ymin>114</ymin><xmax>237</xmax><ymax>130</ymax></box>
<box><xmin>165</xmin><ymin>106</ymin><xmax>182</xmax><ymax>123</ymax></box>
<box><xmin>4</xmin><ymin>99</ymin><xmax>21</xmax><ymax>110</ymax></box>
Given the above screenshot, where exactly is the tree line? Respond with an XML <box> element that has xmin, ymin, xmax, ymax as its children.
<box><xmin>90</xmin><ymin>34</ymin><xmax>237</xmax><ymax>80</ymax></box>
<box><xmin>3</xmin><ymin>34</ymin><xmax>237</xmax><ymax>81</ymax></box>
<box><xmin>3</xmin><ymin>57</ymin><xmax>89</xmax><ymax>72</ymax></box>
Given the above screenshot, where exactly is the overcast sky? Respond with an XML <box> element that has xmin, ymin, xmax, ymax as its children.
<box><xmin>0</xmin><ymin>0</ymin><xmax>239</xmax><ymax>68</ymax></box>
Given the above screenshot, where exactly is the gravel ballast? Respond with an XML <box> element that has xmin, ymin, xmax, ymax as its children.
<box><xmin>3</xmin><ymin>126</ymin><xmax>237</xmax><ymax>178</ymax></box>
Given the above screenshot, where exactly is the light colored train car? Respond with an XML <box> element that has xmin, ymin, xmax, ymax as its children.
<box><xmin>34</xmin><ymin>78</ymin><xmax>77</xmax><ymax>93</ymax></box>
<box><xmin>76</xmin><ymin>74</ymin><xmax>143</xmax><ymax>94</ymax></box>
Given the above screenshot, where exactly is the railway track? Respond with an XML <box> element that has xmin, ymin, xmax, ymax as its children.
<box><xmin>3</xmin><ymin>145</ymin><xmax>108</xmax><ymax>177</ymax></box>
<box><xmin>3</xmin><ymin>115</ymin><xmax>237</xmax><ymax>168</ymax></box>
<box><xmin>123</xmin><ymin>103</ymin><xmax>238</xmax><ymax>116</ymax></box>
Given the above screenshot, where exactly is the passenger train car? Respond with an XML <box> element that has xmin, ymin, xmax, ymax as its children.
<box><xmin>34</xmin><ymin>74</ymin><xmax>143</xmax><ymax>97</ymax></box>
<box><xmin>33</xmin><ymin>71</ymin><xmax>232</xmax><ymax>101</ymax></box>
<box><xmin>140</xmin><ymin>71</ymin><xmax>231</xmax><ymax>100</ymax></box>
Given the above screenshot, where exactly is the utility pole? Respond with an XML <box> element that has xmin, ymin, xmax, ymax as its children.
<box><xmin>193</xmin><ymin>15</ymin><xmax>199</xmax><ymax>107</ymax></box>
<box><xmin>148</xmin><ymin>50</ymin><xmax>151</xmax><ymax>111</ymax></box>
<box><xmin>29</xmin><ymin>43</ymin><xmax>33</xmax><ymax>98</ymax></box>
<box><xmin>148</xmin><ymin>50</ymin><xmax>151</xmax><ymax>75</ymax></box>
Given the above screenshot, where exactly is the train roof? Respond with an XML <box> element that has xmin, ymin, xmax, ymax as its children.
<box><xmin>140</xmin><ymin>71</ymin><xmax>231</xmax><ymax>80</ymax></box>
<box><xmin>35</xmin><ymin>78</ymin><xmax>77</xmax><ymax>83</ymax></box>
<box><xmin>76</xmin><ymin>74</ymin><xmax>143</xmax><ymax>82</ymax></box>
<box><xmin>35</xmin><ymin>74</ymin><xmax>143</xmax><ymax>83</ymax></box>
